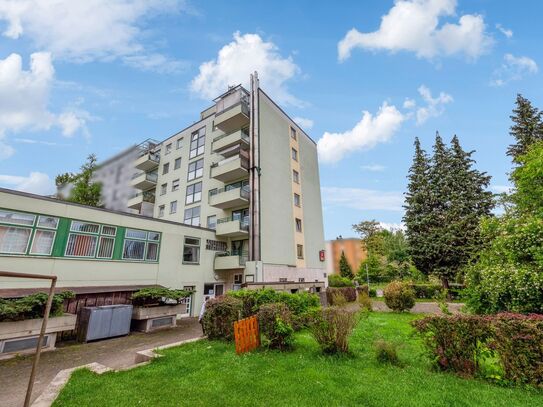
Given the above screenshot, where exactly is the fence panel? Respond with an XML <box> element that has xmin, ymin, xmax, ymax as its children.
<box><xmin>234</xmin><ymin>316</ymin><xmax>260</xmax><ymax>354</ymax></box>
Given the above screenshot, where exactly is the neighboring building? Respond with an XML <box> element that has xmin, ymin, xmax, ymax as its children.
<box><xmin>325</xmin><ymin>238</ymin><xmax>367</xmax><ymax>275</ymax></box>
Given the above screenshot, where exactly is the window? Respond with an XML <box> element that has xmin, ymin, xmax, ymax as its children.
<box><xmin>0</xmin><ymin>226</ymin><xmax>32</xmax><ymax>254</ymax></box>
<box><xmin>207</xmin><ymin>215</ymin><xmax>217</xmax><ymax>230</ymax></box>
<box><xmin>187</xmin><ymin>158</ymin><xmax>204</xmax><ymax>181</ymax></box>
<box><xmin>70</xmin><ymin>221</ymin><xmax>100</xmax><ymax>234</ymax></box>
<box><xmin>183</xmin><ymin>237</ymin><xmax>200</xmax><ymax>264</ymax></box>
<box><xmin>184</xmin><ymin>206</ymin><xmax>200</xmax><ymax>226</ymax></box>
<box><xmin>234</xmin><ymin>274</ymin><xmax>243</xmax><ymax>284</ymax></box>
<box><xmin>37</xmin><ymin>215</ymin><xmax>59</xmax><ymax>229</ymax></box>
<box><xmin>165</xmin><ymin>143</ymin><xmax>172</xmax><ymax>155</ymax></box>
<box><xmin>206</xmin><ymin>239</ymin><xmax>226</xmax><ymax>251</ymax></box>
<box><xmin>160</xmin><ymin>183</ymin><xmax>167</xmax><ymax>195</ymax></box>
<box><xmin>66</xmin><ymin>221</ymin><xmax>113</xmax><ymax>258</ymax></box>
<box><xmin>189</xmin><ymin>127</ymin><xmax>206</xmax><ymax>158</ymax></box>
<box><xmin>172</xmin><ymin>179</ymin><xmax>180</xmax><ymax>192</ymax></box>
<box><xmin>97</xmin><ymin>236</ymin><xmax>115</xmax><ymax>258</ymax></box>
<box><xmin>185</xmin><ymin>182</ymin><xmax>202</xmax><ymax>204</ymax></box>
<box><xmin>163</xmin><ymin>162</ymin><xmax>170</xmax><ymax>175</ymax></box>
<box><xmin>0</xmin><ymin>209</ymin><xmax>35</xmax><ymax>226</ymax></box>
<box><xmin>291</xmin><ymin>127</ymin><xmax>297</xmax><ymax>140</ymax></box>
<box><xmin>0</xmin><ymin>211</ymin><xmax>57</xmax><ymax>256</ymax></box>
<box><xmin>294</xmin><ymin>193</ymin><xmax>301</xmax><ymax>207</ymax></box>
<box><xmin>295</xmin><ymin>218</ymin><xmax>302</xmax><ymax>233</ymax></box>
<box><xmin>291</xmin><ymin>148</ymin><xmax>298</xmax><ymax>161</ymax></box>
<box><xmin>297</xmin><ymin>244</ymin><xmax>304</xmax><ymax>259</ymax></box>
<box><xmin>158</xmin><ymin>205</ymin><xmax>165</xmax><ymax>217</ymax></box>
<box><xmin>176</xmin><ymin>138</ymin><xmax>183</xmax><ymax>149</ymax></box>
<box><xmin>122</xmin><ymin>228</ymin><xmax>161</xmax><ymax>262</ymax></box>
<box><xmin>66</xmin><ymin>234</ymin><xmax>98</xmax><ymax>257</ymax></box>
<box><xmin>292</xmin><ymin>169</ymin><xmax>299</xmax><ymax>184</ymax></box>
<box><xmin>170</xmin><ymin>200</ymin><xmax>177</xmax><ymax>214</ymax></box>
<box><xmin>30</xmin><ymin>230</ymin><xmax>55</xmax><ymax>255</ymax></box>
<box><xmin>174</xmin><ymin>157</ymin><xmax>181</xmax><ymax>170</ymax></box>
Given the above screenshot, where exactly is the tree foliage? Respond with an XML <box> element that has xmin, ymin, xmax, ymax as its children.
<box><xmin>56</xmin><ymin>154</ymin><xmax>102</xmax><ymax>207</ymax></box>
<box><xmin>338</xmin><ymin>251</ymin><xmax>354</xmax><ymax>279</ymax></box>
<box><xmin>507</xmin><ymin>94</ymin><xmax>543</xmax><ymax>163</ymax></box>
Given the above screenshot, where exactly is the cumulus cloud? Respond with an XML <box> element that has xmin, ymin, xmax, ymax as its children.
<box><xmin>491</xmin><ymin>54</ymin><xmax>538</xmax><ymax>86</ymax></box>
<box><xmin>293</xmin><ymin>117</ymin><xmax>314</xmax><ymax>130</ymax></box>
<box><xmin>496</xmin><ymin>24</ymin><xmax>513</xmax><ymax>38</ymax></box>
<box><xmin>321</xmin><ymin>187</ymin><xmax>404</xmax><ymax>211</ymax></box>
<box><xmin>361</xmin><ymin>164</ymin><xmax>386</xmax><ymax>172</ymax></box>
<box><xmin>380</xmin><ymin>222</ymin><xmax>406</xmax><ymax>231</ymax></box>
<box><xmin>0</xmin><ymin>0</ymin><xmax>185</xmax><ymax>72</ymax></box>
<box><xmin>191</xmin><ymin>32</ymin><xmax>302</xmax><ymax>106</ymax></box>
<box><xmin>338</xmin><ymin>0</ymin><xmax>492</xmax><ymax>61</ymax></box>
<box><xmin>317</xmin><ymin>103</ymin><xmax>405</xmax><ymax>163</ymax></box>
<box><xmin>404</xmin><ymin>85</ymin><xmax>453</xmax><ymax>125</ymax></box>
<box><xmin>0</xmin><ymin>171</ymin><xmax>55</xmax><ymax>195</ymax></box>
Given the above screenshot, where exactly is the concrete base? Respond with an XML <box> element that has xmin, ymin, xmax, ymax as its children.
<box><xmin>131</xmin><ymin>304</ymin><xmax>187</xmax><ymax>333</ymax></box>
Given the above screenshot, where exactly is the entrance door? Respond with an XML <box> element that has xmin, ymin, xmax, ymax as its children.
<box><xmin>180</xmin><ymin>285</ymin><xmax>194</xmax><ymax>317</ymax></box>
<box><xmin>214</xmin><ymin>284</ymin><xmax>224</xmax><ymax>296</ymax></box>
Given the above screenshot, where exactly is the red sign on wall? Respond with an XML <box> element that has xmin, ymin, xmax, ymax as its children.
<box><xmin>319</xmin><ymin>250</ymin><xmax>325</xmax><ymax>262</ymax></box>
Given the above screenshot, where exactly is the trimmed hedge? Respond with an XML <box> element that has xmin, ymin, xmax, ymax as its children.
<box><xmin>383</xmin><ymin>281</ymin><xmax>415</xmax><ymax>312</ymax></box>
<box><xmin>328</xmin><ymin>274</ymin><xmax>354</xmax><ymax>287</ymax></box>
<box><xmin>227</xmin><ymin>288</ymin><xmax>320</xmax><ymax>317</ymax></box>
<box><xmin>326</xmin><ymin>287</ymin><xmax>357</xmax><ymax>305</ymax></box>
<box><xmin>0</xmin><ymin>291</ymin><xmax>75</xmax><ymax>322</ymax></box>
<box><xmin>131</xmin><ymin>287</ymin><xmax>193</xmax><ymax>306</ymax></box>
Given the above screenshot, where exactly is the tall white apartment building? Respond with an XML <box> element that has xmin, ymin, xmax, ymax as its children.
<box><xmin>128</xmin><ymin>74</ymin><xmax>326</xmax><ymax>293</ymax></box>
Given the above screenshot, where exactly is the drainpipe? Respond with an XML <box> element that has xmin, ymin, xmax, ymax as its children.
<box><xmin>249</xmin><ymin>72</ymin><xmax>261</xmax><ymax>263</ymax></box>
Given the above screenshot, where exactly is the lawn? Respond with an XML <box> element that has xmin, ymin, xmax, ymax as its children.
<box><xmin>54</xmin><ymin>312</ymin><xmax>543</xmax><ymax>407</ymax></box>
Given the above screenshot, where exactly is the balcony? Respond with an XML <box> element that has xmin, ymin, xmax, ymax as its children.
<box><xmin>209</xmin><ymin>186</ymin><xmax>249</xmax><ymax>209</ymax></box>
<box><xmin>131</xmin><ymin>172</ymin><xmax>158</xmax><ymax>190</ymax></box>
<box><xmin>212</xmin><ymin>129</ymin><xmax>249</xmax><ymax>155</ymax></box>
<box><xmin>213</xmin><ymin>87</ymin><xmax>250</xmax><ymax>133</ymax></box>
<box><xmin>215</xmin><ymin>218</ymin><xmax>249</xmax><ymax>238</ymax></box>
<box><xmin>210</xmin><ymin>154</ymin><xmax>249</xmax><ymax>183</ymax></box>
<box><xmin>214</xmin><ymin>251</ymin><xmax>248</xmax><ymax>270</ymax></box>
<box><xmin>134</xmin><ymin>152</ymin><xmax>160</xmax><ymax>171</ymax></box>
<box><xmin>127</xmin><ymin>190</ymin><xmax>155</xmax><ymax>210</ymax></box>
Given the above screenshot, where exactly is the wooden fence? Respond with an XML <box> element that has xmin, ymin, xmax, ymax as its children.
<box><xmin>234</xmin><ymin>316</ymin><xmax>260</xmax><ymax>354</ymax></box>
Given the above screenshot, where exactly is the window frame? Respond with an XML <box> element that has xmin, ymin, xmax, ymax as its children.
<box><xmin>122</xmin><ymin>228</ymin><xmax>161</xmax><ymax>262</ymax></box>
<box><xmin>185</xmin><ymin>181</ymin><xmax>202</xmax><ymax>205</ymax></box>
<box><xmin>291</xmin><ymin>148</ymin><xmax>298</xmax><ymax>161</ymax></box>
<box><xmin>174</xmin><ymin>157</ymin><xmax>182</xmax><ymax>170</ymax></box>
<box><xmin>163</xmin><ymin>162</ymin><xmax>170</xmax><ymax>175</ymax></box>
<box><xmin>297</xmin><ymin>244</ymin><xmax>304</xmax><ymax>259</ymax></box>
<box><xmin>182</xmin><ymin>236</ymin><xmax>201</xmax><ymax>264</ymax></box>
<box><xmin>187</xmin><ymin>158</ymin><xmax>204</xmax><ymax>181</ymax></box>
<box><xmin>189</xmin><ymin>127</ymin><xmax>206</xmax><ymax>159</ymax></box>
<box><xmin>295</xmin><ymin>218</ymin><xmax>302</xmax><ymax>233</ymax></box>
<box><xmin>292</xmin><ymin>169</ymin><xmax>299</xmax><ymax>184</ymax></box>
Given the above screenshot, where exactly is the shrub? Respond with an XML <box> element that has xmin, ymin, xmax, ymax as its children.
<box><xmin>492</xmin><ymin>313</ymin><xmax>543</xmax><ymax>386</ymax></box>
<box><xmin>257</xmin><ymin>303</ymin><xmax>294</xmax><ymax>350</ymax></box>
<box><xmin>131</xmin><ymin>287</ymin><xmax>193</xmax><ymax>306</ymax></box>
<box><xmin>358</xmin><ymin>292</ymin><xmax>372</xmax><ymax>312</ymax></box>
<box><xmin>383</xmin><ymin>281</ymin><xmax>415</xmax><ymax>312</ymax></box>
<box><xmin>0</xmin><ymin>291</ymin><xmax>74</xmax><ymax>322</ymax></box>
<box><xmin>368</xmin><ymin>288</ymin><xmax>377</xmax><ymax>298</ymax></box>
<box><xmin>357</xmin><ymin>285</ymin><xmax>369</xmax><ymax>296</ymax></box>
<box><xmin>291</xmin><ymin>306</ymin><xmax>321</xmax><ymax>331</ymax></box>
<box><xmin>375</xmin><ymin>340</ymin><xmax>400</xmax><ymax>366</ymax></box>
<box><xmin>410</xmin><ymin>284</ymin><xmax>442</xmax><ymax>299</ymax></box>
<box><xmin>328</xmin><ymin>274</ymin><xmax>354</xmax><ymax>287</ymax></box>
<box><xmin>412</xmin><ymin>315</ymin><xmax>492</xmax><ymax>377</ymax></box>
<box><xmin>326</xmin><ymin>287</ymin><xmax>357</xmax><ymax>305</ymax></box>
<box><xmin>330</xmin><ymin>291</ymin><xmax>347</xmax><ymax>307</ymax></box>
<box><xmin>201</xmin><ymin>296</ymin><xmax>242</xmax><ymax>340</ymax></box>
<box><xmin>227</xmin><ymin>289</ymin><xmax>320</xmax><ymax>317</ymax></box>
<box><xmin>311</xmin><ymin>307</ymin><xmax>358</xmax><ymax>354</ymax></box>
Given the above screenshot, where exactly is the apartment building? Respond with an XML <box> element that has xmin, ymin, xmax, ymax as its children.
<box><xmin>129</xmin><ymin>73</ymin><xmax>326</xmax><ymax>292</ymax></box>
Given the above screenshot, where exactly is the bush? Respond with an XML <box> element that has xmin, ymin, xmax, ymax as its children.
<box><xmin>311</xmin><ymin>307</ymin><xmax>358</xmax><ymax>354</ymax></box>
<box><xmin>369</xmin><ymin>288</ymin><xmax>377</xmax><ymax>298</ymax></box>
<box><xmin>358</xmin><ymin>292</ymin><xmax>372</xmax><ymax>312</ymax></box>
<box><xmin>326</xmin><ymin>287</ymin><xmax>357</xmax><ymax>305</ymax></box>
<box><xmin>375</xmin><ymin>340</ymin><xmax>400</xmax><ymax>366</ymax></box>
<box><xmin>257</xmin><ymin>303</ymin><xmax>294</xmax><ymax>350</ymax></box>
<box><xmin>330</xmin><ymin>291</ymin><xmax>347</xmax><ymax>307</ymax></box>
<box><xmin>227</xmin><ymin>289</ymin><xmax>320</xmax><ymax>317</ymax></box>
<box><xmin>383</xmin><ymin>281</ymin><xmax>415</xmax><ymax>312</ymax></box>
<box><xmin>131</xmin><ymin>287</ymin><xmax>193</xmax><ymax>306</ymax></box>
<box><xmin>410</xmin><ymin>284</ymin><xmax>442</xmax><ymax>299</ymax></box>
<box><xmin>328</xmin><ymin>274</ymin><xmax>354</xmax><ymax>287</ymax></box>
<box><xmin>291</xmin><ymin>307</ymin><xmax>321</xmax><ymax>331</ymax></box>
<box><xmin>0</xmin><ymin>291</ymin><xmax>74</xmax><ymax>322</ymax></box>
<box><xmin>492</xmin><ymin>313</ymin><xmax>543</xmax><ymax>386</ymax></box>
<box><xmin>357</xmin><ymin>285</ymin><xmax>369</xmax><ymax>296</ymax></box>
<box><xmin>201</xmin><ymin>296</ymin><xmax>242</xmax><ymax>341</ymax></box>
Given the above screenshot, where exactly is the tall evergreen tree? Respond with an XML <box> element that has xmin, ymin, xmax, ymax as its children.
<box><xmin>507</xmin><ymin>94</ymin><xmax>543</xmax><ymax>163</ymax></box>
<box><xmin>339</xmin><ymin>251</ymin><xmax>354</xmax><ymax>279</ymax></box>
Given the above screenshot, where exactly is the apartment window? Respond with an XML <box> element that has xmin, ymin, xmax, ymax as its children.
<box><xmin>295</xmin><ymin>218</ymin><xmax>302</xmax><ymax>233</ymax></box>
<box><xmin>160</xmin><ymin>183</ymin><xmax>167</xmax><ymax>195</ymax></box>
<box><xmin>163</xmin><ymin>162</ymin><xmax>170</xmax><ymax>175</ymax></box>
<box><xmin>187</xmin><ymin>158</ymin><xmax>204</xmax><ymax>181</ymax></box>
<box><xmin>291</xmin><ymin>148</ymin><xmax>298</xmax><ymax>161</ymax></box>
<box><xmin>165</xmin><ymin>143</ymin><xmax>172</xmax><ymax>155</ymax></box>
<box><xmin>291</xmin><ymin>127</ymin><xmax>297</xmax><ymax>140</ymax></box>
<box><xmin>122</xmin><ymin>228</ymin><xmax>160</xmax><ymax>262</ymax></box>
<box><xmin>293</xmin><ymin>169</ymin><xmax>299</xmax><ymax>184</ymax></box>
<box><xmin>185</xmin><ymin>182</ymin><xmax>202</xmax><ymax>204</ymax></box>
<box><xmin>172</xmin><ymin>179</ymin><xmax>180</xmax><ymax>192</ymax></box>
<box><xmin>189</xmin><ymin>127</ymin><xmax>206</xmax><ymax>159</ymax></box>
<box><xmin>174</xmin><ymin>157</ymin><xmax>181</xmax><ymax>170</ymax></box>
<box><xmin>65</xmin><ymin>221</ymin><xmax>117</xmax><ymax>258</ymax></box>
<box><xmin>234</xmin><ymin>274</ymin><xmax>243</xmax><ymax>284</ymax></box>
<box><xmin>294</xmin><ymin>193</ymin><xmax>301</xmax><ymax>207</ymax></box>
<box><xmin>183</xmin><ymin>237</ymin><xmax>200</xmax><ymax>264</ymax></box>
<box><xmin>158</xmin><ymin>205</ymin><xmax>165</xmax><ymax>217</ymax></box>
<box><xmin>297</xmin><ymin>244</ymin><xmax>304</xmax><ymax>259</ymax></box>
<box><xmin>207</xmin><ymin>215</ymin><xmax>217</xmax><ymax>230</ymax></box>
<box><xmin>184</xmin><ymin>206</ymin><xmax>200</xmax><ymax>226</ymax></box>
<box><xmin>170</xmin><ymin>200</ymin><xmax>177</xmax><ymax>214</ymax></box>
<box><xmin>176</xmin><ymin>138</ymin><xmax>183</xmax><ymax>149</ymax></box>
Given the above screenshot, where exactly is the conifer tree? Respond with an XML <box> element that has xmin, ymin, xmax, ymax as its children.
<box><xmin>339</xmin><ymin>251</ymin><xmax>354</xmax><ymax>279</ymax></box>
<box><xmin>507</xmin><ymin>94</ymin><xmax>543</xmax><ymax>163</ymax></box>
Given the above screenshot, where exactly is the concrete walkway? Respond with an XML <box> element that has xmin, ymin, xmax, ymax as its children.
<box><xmin>0</xmin><ymin>317</ymin><xmax>203</xmax><ymax>407</ymax></box>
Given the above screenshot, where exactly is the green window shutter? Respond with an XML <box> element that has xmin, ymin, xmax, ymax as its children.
<box><xmin>52</xmin><ymin>218</ymin><xmax>71</xmax><ymax>257</ymax></box>
<box><xmin>113</xmin><ymin>226</ymin><xmax>126</xmax><ymax>260</ymax></box>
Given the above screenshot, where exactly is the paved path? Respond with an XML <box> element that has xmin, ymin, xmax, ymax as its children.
<box><xmin>0</xmin><ymin>318</ymin><xmax>203</xmax><ymax>407</ymax></box>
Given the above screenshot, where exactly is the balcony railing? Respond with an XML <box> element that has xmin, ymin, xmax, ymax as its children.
<box><xmin>209</xmin><ymin>185</ymin><xmax>249</xmax><ymax>199</ymax></box>
<box><xmin>217</xmin><ymin>217</ymin><xmax>249</xmax><ymax>230</ymax></box>
<box><xmin>212</xmin><ymin>128</ymin><xmax>249</xmax><ymax>144</ymax></box>
<box><xmin>216</xmin><ymin>250</ymin><xmax>249</xmax><ymax>266</ymax></box>
<box><xmin>129</xmin><ymin>191</ymin><xmax>156</xmax><ymax>203</ymax></box>
<box><xmin>214</xmin><ymin>87</ymin><xmax>250</xmax><ymax>116</ymax></box>
<box><xmin>131</xmin><ymin>172</ymin><xmax>158</xmax><ymax>182</ymax></box>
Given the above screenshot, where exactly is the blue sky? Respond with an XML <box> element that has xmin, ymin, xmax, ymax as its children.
<box><xmin>0</xmin><ymin>0</ymin><xmax>541</xmax><ymax>240</ymax></box>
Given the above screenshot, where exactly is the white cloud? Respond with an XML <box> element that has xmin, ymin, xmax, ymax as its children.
<box><xmin>403</xmin><ymin>98</ymin><xmax>416</xmax><ymax>109</ymax></box>
<box><xmin>321</xmin><ymin>187</ymin><xmax>404</xmax><ymax>211</ymax></box>
<box><xmin>380</xmin><ymin>222</ymin><xmax>406</xmax><ymax>231</ymax></box>
<box><xmin>491</xmin><ymin>54</ymin><xmax>538</xmax><ymax>86</ymax></box>
<box><xmin>361</xmin><ymin>164</ymin><xmax>386</xmax><ymax>172</ymax></box>
<box><xmin>0</xmin><ymin>0</ymin><xmax>185</xmax><ymax>73</ymax></box>
<box><xmin>293</xmin><ymin>117</ymin><xmax>314</xmax><ymax>130</ymax></box>
<box><xmin>405</xmin><ymin>85</ymin><xmax>453</xmax><ymax>125</ymax></box>
<box><xmin>491</xmin><ymin>185</ymin><xmax>512</xmax><ymax>194</ymax></box>
<box><xmin>0</xmin><ymin>140</ymin><xmax>15</xmax><ymax>159</ymax></box>
<box><xmin>0</xmin><ymin>171</ymin><xmax>55</xmax><ymax>195</ymax></box>
<box><xmin>496</xmin><ymin>24</ymin><xmax>513</xmax><ymax>38</ymax></box>
<box><xmin>191</xmin><ymin>32</ymin><xmax>302</xmax><ymax>106</ymax></box>
<box><xmin>317</xmin><ymin>103</ymin><xmax>405</xmax><ymax>163</ymax></box>
<box><xmin>338</xmin><ymin>0</ymin><xmax>492</xmax><ymax>61</ymax></box>
<box><xmin>122</xmin><ymin>54</ymin><xmax>189</xmax><ymax>74</ymax></box>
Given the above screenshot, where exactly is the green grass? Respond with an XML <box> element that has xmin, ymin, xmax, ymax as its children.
<box><xmin>54</xmin><ymin>313</ymin><xmax>543</xmax><ymax>407</ymax></box>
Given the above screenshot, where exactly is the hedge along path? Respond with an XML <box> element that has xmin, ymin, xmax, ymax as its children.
<box><xmin>234</xmin><ymin>316</ymin><xmax>260</xmax><ymax>354</ymax></box>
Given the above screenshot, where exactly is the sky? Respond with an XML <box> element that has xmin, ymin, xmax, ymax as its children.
<box><xmin>0</xmin><ymin>0</ymin><xmax>541</xmax><ymax>240</ymax></box>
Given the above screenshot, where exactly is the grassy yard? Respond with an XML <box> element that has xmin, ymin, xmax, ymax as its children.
<box><xmin>54</xmin><ymin>313</ymin><xmax>543</xmax><ymax>407</ymax></box>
